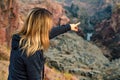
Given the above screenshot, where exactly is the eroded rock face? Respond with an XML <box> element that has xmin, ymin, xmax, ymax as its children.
<box><xmin>0</xmin><ymin>0</ymin><xmax>19</xmax><ymax>47</ymax></box>
<box><xmin>18</xmin><ymin>0</ymin><xmax>70</xmax><ymax>26</ymax></box>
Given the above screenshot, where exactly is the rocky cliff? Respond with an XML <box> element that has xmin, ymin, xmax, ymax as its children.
<box><xmin>0</xmin><ymin>0</ymin><xmax>19</xmax><ymax>60</ymax></box>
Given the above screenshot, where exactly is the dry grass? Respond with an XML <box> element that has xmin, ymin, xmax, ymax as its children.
<box><xmin>0</xmin><ymin>60</ymin><xmax>9</xmax><ymax>80</ymax></box>
<box><xmin>44</xmin><ymin>65</ymin><xmax>78</xmax><ymax>80</ymax></box>
<box><xmin>0</xmin><ymin>45</ymin><xmax>10</xmax><ymax>60</ymax></box>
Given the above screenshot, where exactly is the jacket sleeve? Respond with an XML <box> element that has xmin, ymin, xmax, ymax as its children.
<box><xmin>49</xmin><ymin>24</ymin><xmax>71</xmax><ymax>39</ymax></box>
<box><xmin>23</xmin><ymin>51</ymin><xmax>44</xmax><ymax>80</ymax></box>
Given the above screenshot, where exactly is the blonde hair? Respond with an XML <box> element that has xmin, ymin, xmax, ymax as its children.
<box><xmin>18</xmin><ymin>7</ymin><xmax>53</xmax><ymax>56</ymax></box>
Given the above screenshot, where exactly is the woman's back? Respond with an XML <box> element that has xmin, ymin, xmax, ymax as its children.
<box><xmin>8</xmin><ymin>34</ymin><xmax>45</xmax><ymax>80</ymax></box>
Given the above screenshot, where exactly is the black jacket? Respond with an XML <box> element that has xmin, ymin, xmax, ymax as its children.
<box><xmin>8</xmin><ymin>24</ymin><xmax>71</xmax><ymax>80</ymax></box>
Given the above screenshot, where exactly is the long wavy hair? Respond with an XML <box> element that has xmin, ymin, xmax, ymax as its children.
<box><xmin>18</xmin><ymin>7</ymin><xmax>53</xmax><ymax>56</ymax></box>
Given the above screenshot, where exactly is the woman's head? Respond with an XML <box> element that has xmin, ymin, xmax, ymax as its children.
<box><xmin>18</xmin><ymin>7</ymin><xmax>53</xmax><ymax>56</ymax></box>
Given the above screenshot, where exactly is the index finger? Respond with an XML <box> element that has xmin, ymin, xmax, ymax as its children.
<box><xmin>75</xmin><ymin>22</ymin><xmax>81</xmax><ymax>26</ymax></box>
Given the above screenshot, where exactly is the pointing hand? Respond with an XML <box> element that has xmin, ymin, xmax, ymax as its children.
<box><xmin>70</xmin><ymin>22</ymin><xmax>81</xmax><ymax>32</ymax></box>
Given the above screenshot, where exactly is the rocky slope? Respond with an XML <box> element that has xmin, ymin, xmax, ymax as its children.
<box><xmin>45</xmin><ymin>32</ymin><xmax>120</xmax><ymax>80</ymax></box>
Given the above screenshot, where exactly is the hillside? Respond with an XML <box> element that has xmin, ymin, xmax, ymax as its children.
<box><xmin>91</xmin><ymin>3</ymin><xmax>120</xmax><ymax>61</ymax></box>
<box><xmin>45</xmin><ymin>33</ymin><xmax>120</xmax><ymax>80</ymax></box>
<box><xmin>0</xmin><ymin>0</ymin><xmax>120</xmax><ymax>80</ymax></box>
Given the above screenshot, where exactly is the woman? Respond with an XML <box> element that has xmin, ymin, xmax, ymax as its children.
<box><xmin>8</xmin><ymin>7</ymin><xmax>80</xmax><ymax>80</ymax></box>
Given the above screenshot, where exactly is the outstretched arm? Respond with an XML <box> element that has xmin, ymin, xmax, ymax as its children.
<box><xmin>49</xmin><ymin>22</ymin><xmax>80</xmax><ymax>39</ymax></box>
<box><xmin>49</xmin><ymin>24</ymin><xmax>71</xmax><ymax>39</ymax></box>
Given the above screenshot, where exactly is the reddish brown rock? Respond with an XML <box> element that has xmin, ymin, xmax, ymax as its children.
<box><xmin>17</xmin><ymin>0</ymin><xmax>70</xmax><ymax>26</ymax></box>
<box><xmin>0</xmin><ymin>0</ymin><xmax>19</xmax><ymax>47</ymax></box>
<box><xmin>0</xmin><ymin>27</ymin><xmax>6</xmax><ymax>45</ymax></box>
